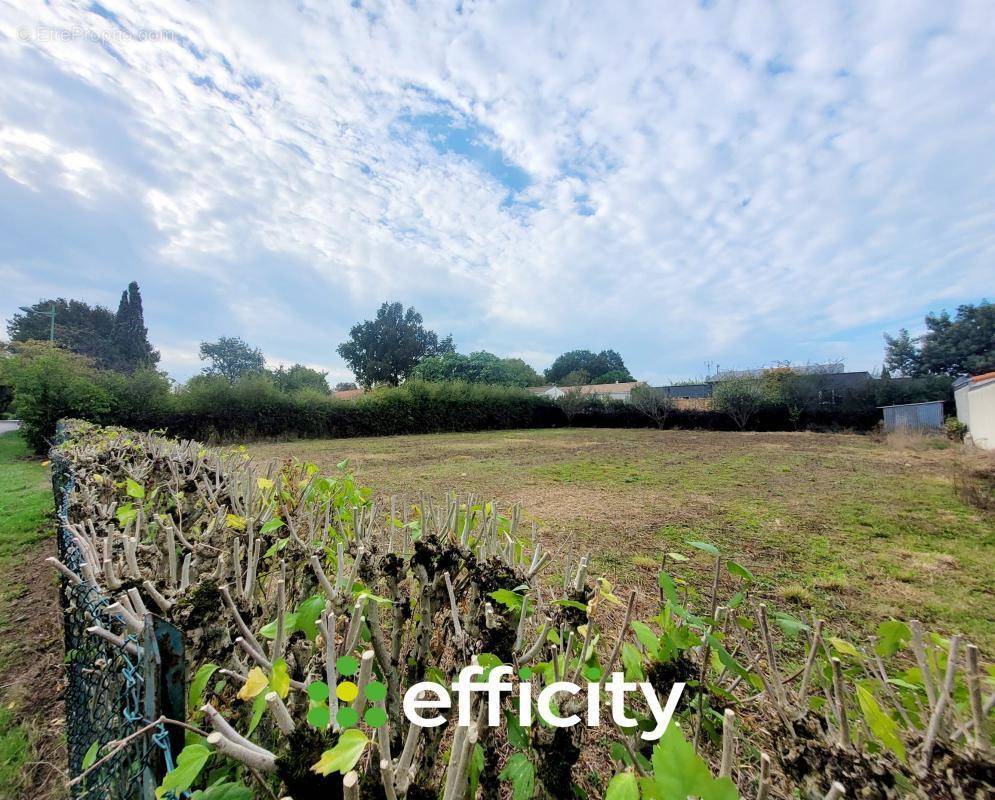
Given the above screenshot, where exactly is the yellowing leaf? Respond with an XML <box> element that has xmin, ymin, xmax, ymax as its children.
<box><xmin>829</xmin><ymin>637</ymin><xmax>863</xmax><ymax>660</ymax></box>
<box><xmin>256</xmin><ymin>477</ymin><xmax>275</xmax><ymax>491</ymax></box>
<box><xmin>596</xmin><ymin>577</ymin><xmax>623</xmax><ymax>606</ymax></box>
<box><xmin>311</xmin><ymin>729</ymin><xmax>369</xmax><ymax>776</ymax></box>
<box><xmin>238</xmin><ymin>667</ymin><xmax>268</xmax><ymax>701</ymax></box>
<box><xmin>270</xmin><ymin>659</ymin><xmax>290</xmax><ymax>699</ymax></box>
<box><xmin>226</xmin><ymin>514</ymin><xmax>247</xmax><ymax>531</ymax></box>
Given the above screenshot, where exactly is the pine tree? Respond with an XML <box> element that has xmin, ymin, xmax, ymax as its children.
<box><xmin>112</xmin><ymin>281</ymin><xmax>160</xmax><ymax>372</ymax></box>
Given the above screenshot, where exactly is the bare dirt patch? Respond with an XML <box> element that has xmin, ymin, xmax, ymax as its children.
<box><xmin>0</xmin><ymin>536</ymin><xmax>66</xmax><ymax>800</ymax></box>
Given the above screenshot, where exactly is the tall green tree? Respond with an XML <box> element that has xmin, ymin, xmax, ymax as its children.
<box><xmin>7</xmin><ymin>298</ymin><xmax>117</xmax><ymax>368</ymax></box>
<box><xmin>199</xmin><ymin>336</ymin><xmax>266</xmax><ymax>384</ymax></box>
<box><xmin>544</xmin><ymin>349</ymin><xmax>633</xmax><ymax>384</ymax></box>
<box><xmin>337</xmin><ymin>302</ymin><xmax>454</xmax><ymax>388</ymax></box>
<box><xmin>111</xmin><ymin>281</ymin><xmax>160</xmax><ymax>372</ymax></box>
<box><xmin>272</xmin><ymin>363</ymin><xmax>330</xmax><ymax>394</ymax></box>
<box><xmin>883</xmin><ymin>328</ymin><xmax>921</xmax><ymax>377</ymax></box>
<box><xmin>884</xmin><ymin>301</ymin><xmax>995</xmax><ymax>377</ymax></box>
<box><xmin>410</xmin><ymin>351</ymin><xmax>542</xmax><ymax>387</ymax></box>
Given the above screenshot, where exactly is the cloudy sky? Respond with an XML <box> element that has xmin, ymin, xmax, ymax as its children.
<box><xmin>1</xmin><ymin>1</ymin><xmax>992</xmax><ymax>384</ymax></box>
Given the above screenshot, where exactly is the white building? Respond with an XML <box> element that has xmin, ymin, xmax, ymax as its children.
<box><xmin>954</xmin><ymin>371</ymin><xmax>995</xmax><ymax>450</ymax></box>
<box><xmin>526</xmin><ymin>381</ymin><xmax>646</xmax><ymax>403</ymax></box>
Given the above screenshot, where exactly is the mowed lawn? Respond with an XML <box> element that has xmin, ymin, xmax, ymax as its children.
<box><xmin>251</xmin><ymin>428</ymin><xmax>995</xmax><ymax>653</ymax></box>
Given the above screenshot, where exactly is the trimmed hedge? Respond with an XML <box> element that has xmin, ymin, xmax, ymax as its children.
<box><xmin>3</xmin><ymin>342</ymin><xmax>953</xmax><ymax>452</ymax></box>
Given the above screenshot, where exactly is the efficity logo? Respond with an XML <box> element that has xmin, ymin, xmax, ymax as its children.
<box><xmin>334</xmin><ymin>663</ymin><xmax>685</xmax><ymax>741</ymax></box>
<box><xmin>329</xmin><ymin>654</ymin><xmax>390</xmax><ymax>730</ymax></box>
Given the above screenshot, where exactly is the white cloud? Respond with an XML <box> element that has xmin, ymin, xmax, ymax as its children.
<box><xmin>0</xmin><ymin>0</ymin><xmax>993</xmax><ymax>381</ymax></box>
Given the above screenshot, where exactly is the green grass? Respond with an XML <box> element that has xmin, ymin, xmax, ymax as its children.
<box><xmin>0</xmin><ymin>708</ymin><xmax>33</xmax><ymax>795</ymax></box>
<box><xmin>0</xmin><ymin>431</ymin><xmax>53</xmax><ymax>797</ymax></box>
<box><xmin>0</xmin><ymin>432</ymin><xmax>51</xmax><ymax>571</ymax></box>
<box><xmin>251</xmin><ymin>428</ymin><xmax>995</xmax><ymax>653</ymax></box>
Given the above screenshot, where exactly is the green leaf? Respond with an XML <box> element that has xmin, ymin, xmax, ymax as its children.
<box><xmin>605</xmin><ymin>771</ymin><xmax>639</xmax><ymax>800</ymax></box>
<box><xmin>189</xmin><ymin>663</ymin><xmax>219</xmax><ymax>712</ymax></box>
<box><xmin>642</xmin><ymin>724</ymin><xmax>738</xmax><ymax>800</ymax></box>
<box><xmin>191</xmin><ymin>783</ymin><xmax>252</xmax><ymax>800</ymax></box>
<box><xmin>156</xmin><ymin>743</ymin><xmax>211</xmax><ymax>799</ymax></box>
<box><xmin>296</xmin><ymin>595</ymin><xmax>327</xmax><ymax>641</ymax></box>
<box><xmin>115</xmin><ymin>503</ymin><xmax>137</xmax><ymax>528</ymax></box>
<box><xmin>82</xmin><ymin>741</ymin><xmax>100</xmax><ymax>769</ymax></box>
<box><xmin>489</xmin><ymin>589</ymin><xmax>524</xmax><ymax>612</ymax></box>
<box><xmin>829</xmin><ymin>637</ymin><xmax>863</xmax><ymax>660</ymax></box>
<box><xmin>125</xmin><ymin>478</ymin><xmax>145</xmax><ymax>499</ymax></box>
<box><xmin>247</xmin><ymin>692</ymin><xmax>267</xmax><ymax>735</ymax></box>
<box><xmin>468</xmin><ymin>744</ymin><xmax>485</xmax><ymax>799</ymax></box>
<box><xmin>631</xmin><ymin>621</ymin><xmax>661</xmax><ymax>659</ymax></box>
<box><xmin>621</xmin><ymin>642</ymin><xmax>645</xmax><ymax>682</ymax></box>
<box><xmin>875</xmin><ymin>620</ymin><xmax>911</xmax><ymax>657</ymax></box>
<box><xmin>726</xmin><ymin>560</ymin><xmax>755</xmax><ymax>582</ymax></box>
<box><xmin>657</xmin><ymin>570</ymin><xmax>678</xmax><ymax>605</ymax></box>
<box><xmin>259</xmin><ymin>517</ymin><xmax>284</xmax><ymax>535</ymax></box>
<box><xmin>312</xmin><ymin>729</ymin><xmax>369</xmax><ymax>776</ymax></box>
<box><xmin>263</xmin><ymin>537</ymin><xmax>289</xmax><ymax>558</ymax></box>
<box><xmin>551</xmin><ymin>599</ymin><xmax>588</xmax><ymax>612</ymax></box>
<box><xmin>259</xmin><ymin>612</ymin><xmax>298</xmax><ymax>640</ymax></box>
<box><xmin>856</xmin><ymin>685</ymin><xmax>906</xmax><ymax>763</ymax></box>
<box><xmin>507</xmin><ymin>712</ymin><xmax>529</xmax><ymax>749</ymax></box>
<box><xmin>686</xmin><ymin>540</ymin><xmax>719</xmax><ymax>557</ymax></box>
<box><xmin>499</xmin><ymin>752</ymin><xmax>536</xmax><ymax>800</ymax></box>
<box><xmin>771</xmin><ymin>611</ymin><xmax>809</xmax><ymax>637</ymax></box>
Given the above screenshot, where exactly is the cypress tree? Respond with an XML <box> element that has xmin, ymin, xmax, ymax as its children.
<box><xmin>112</xmin><ymin>281</ymin><xmax>160</xmax><ymax>372</ymax></box>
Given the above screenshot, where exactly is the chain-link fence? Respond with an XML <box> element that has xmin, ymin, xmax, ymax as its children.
<box><xmin>54</xmin><ymin>429</ymin><xmax>182</xmax><ymax>799</ymax></box>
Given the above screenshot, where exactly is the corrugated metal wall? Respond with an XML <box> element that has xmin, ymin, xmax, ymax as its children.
<box><xmin>881</xmin><ymin>400</ymin><xmax>944</xmax><ymax>431</ymax></box>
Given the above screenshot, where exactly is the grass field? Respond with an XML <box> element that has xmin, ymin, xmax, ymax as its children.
<box><xmin>0</xmin><ymin>431</ymin><xmax>61</xmax><ymax>799</ymax></box>
<box><xmin>252</xmin><ymin>427</ymin><xmax>995</xmax><ymax>653</ymax></box>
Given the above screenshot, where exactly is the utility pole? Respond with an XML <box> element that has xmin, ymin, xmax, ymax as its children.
<box><xmin>18</xmin><ymin>305</ymin><xmax>56</xmax><ymax>343</ymax></box>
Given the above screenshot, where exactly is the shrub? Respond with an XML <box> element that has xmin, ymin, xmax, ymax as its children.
<box><xmin>629</xmin><ymin>385</ymin><xmax>675</xmax><ymax>428</ymax></box>
<box><xmin>944</xmin><ymin>416</ymin><xmax>969</xmax><ymax>441</ymax></box>
<box><xmin>4</xmin><ymin>342</ymin><xmax>111</xmax><ymax>451</ymax></box>
<box><xmin>712</xmin><ymin>378</ymin><xmax>765</xmax><ymax>430</ymax></box>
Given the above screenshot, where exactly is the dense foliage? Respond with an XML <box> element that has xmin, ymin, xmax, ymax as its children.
<box><xmin>410</xmin><ymin>351</ymin><xmax>542</xmax><ymax>387</ymax></box>
<box><xmin>543</xmin><ymin>349</ymin><xmax>633</xmax><ymax>385</ymax></box>
<box><xmin>7</xmin><ymin>282</ymin><xmax>159</xmax><ymax>372</ymax></box>
<box><xmin>2</xmin><ymin>343</ymin><xmax>954</xmax><ymax>452</ymax></box>
<box><xmin>884</xmin><ymin>300</ymin><xmax>995</xmax><ymax>377</ymax></box>
<box><xmin>110</xmin><ymin>281</ymin><xmax>160</xmax><ymax>372</ymax></box>
<box><xmin>337</xmin><ymin>301</ymin><xmax>455</xmax><ymax>388</ymax></box>
<box><xmin>272</xmin><ymin>364</ymin><xmax>331</xmax><ymax>395</ymax></box>
<box><xmin>199</xmin><ymin>337</ymin><xmax>267</xmax><ymax>384</ymax></box>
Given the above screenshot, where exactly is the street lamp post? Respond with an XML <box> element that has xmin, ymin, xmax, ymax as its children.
<box><xmin>17</xmin><ymin>305</ymin><xmax>56</xmax><ymax>343</ymax></box>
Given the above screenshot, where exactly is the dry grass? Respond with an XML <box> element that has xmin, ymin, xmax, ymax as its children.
<box><xmin>954</xmin><ymin>448</ymin><xmax>995</xmax><ymax>512</ymax></box>
<box><xmin>251</xmin><ymin>427</ymin><xmax>995</xmax><ymax>654</ymax></box>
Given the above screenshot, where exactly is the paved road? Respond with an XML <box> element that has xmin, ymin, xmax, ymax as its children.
<box><xmin>0</xmin><ymin>420</ymin><xmax>21</xmax><ymax>436</ymax></box>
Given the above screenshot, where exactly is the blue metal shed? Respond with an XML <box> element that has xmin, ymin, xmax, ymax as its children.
<box><xmin>879</xmin><ymin>400</ymin><xmax>944</xmax><ymax>432</ymax></box>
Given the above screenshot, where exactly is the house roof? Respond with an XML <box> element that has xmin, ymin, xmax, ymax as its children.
<box><xmin>575</xmin><ymin>381</ymin><xmax>643</xmax><ymax>395</ymax></box>
<box><xmin>525</xmin><ymin>386</ymin><xmax>555</xmax><ymax>394</ymax></box>
<box><xmin>970</xmin><ymin>371</ymin><xmax>995</xmax><ymax>384</ymax></box>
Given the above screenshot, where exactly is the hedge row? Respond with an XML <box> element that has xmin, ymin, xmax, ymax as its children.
<box><xmin>2</xmin><ymin>344</ymin><xmax>953</xmax><ymax>452</ymax></box>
